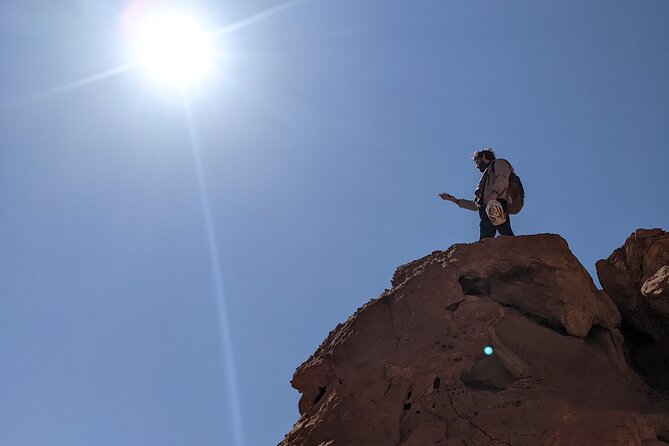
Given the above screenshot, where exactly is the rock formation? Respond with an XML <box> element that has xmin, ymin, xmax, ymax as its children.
<box><xmin>596</xmin><ymin>228</ymin><xmax>669</xmax><ymax>390</ymax></box>
<box><xmin>280</xmin><ymin>232</ymin><xmax>669</xmax><ymax>446</ymax></box>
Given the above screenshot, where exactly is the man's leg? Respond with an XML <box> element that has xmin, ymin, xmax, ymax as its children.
<box><xmin>479</xmin><ymin>207</ymin><xmax>497</xmax><ymax>240</ymax></box>
<box><xmin>496</xmin><ymin>199</ymin><xmax>514</xmax><ymax>236</ymax></box>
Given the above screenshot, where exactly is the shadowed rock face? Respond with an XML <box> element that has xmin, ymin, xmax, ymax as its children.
<box><xmin>281</xmin><ymin>233</ymin><xmax>669</xmax><ymax>446</ymax></box>
<box><xmin>596</xmin><ymin>228</ymin><xmax>669</xmax><ymax>390</ymax></box>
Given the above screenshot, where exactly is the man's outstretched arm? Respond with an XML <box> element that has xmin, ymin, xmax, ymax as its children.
<box><xmin>439</xmin><ymin>193</ymin><xmax>479</xmax><ymax>211</ymax></box>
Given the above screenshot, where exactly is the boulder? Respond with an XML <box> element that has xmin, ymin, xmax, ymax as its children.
<box><xmin>596</xmin><ymin>229</ymin><xmax>669</xmax><ymax>389</ymax></box>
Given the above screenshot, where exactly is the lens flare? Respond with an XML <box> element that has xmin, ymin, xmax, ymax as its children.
<box><xmin>182</xmin><ymin>94</ymin><xmax>245</xmax><ymax>446</ymax></box>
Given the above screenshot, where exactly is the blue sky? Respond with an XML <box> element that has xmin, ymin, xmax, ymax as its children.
<box><xmin>1</xmin><ymin>1</ymin><xmax>668</xmax><ymax>445</ymax></box>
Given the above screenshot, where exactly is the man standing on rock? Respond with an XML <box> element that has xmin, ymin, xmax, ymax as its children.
<box><xmin>439</xmin><ymin>148</ymin><xmax>515</xmax><ymax>240</ymax></box>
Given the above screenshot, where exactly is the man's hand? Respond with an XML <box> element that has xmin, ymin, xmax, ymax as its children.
<box><xmin>439</xmin><ymin>192</ymin><xmax>457</xmax><ymax>203</ymax></box>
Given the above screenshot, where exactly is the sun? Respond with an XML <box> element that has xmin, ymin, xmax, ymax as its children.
<box><xmin>133</xmin><ymin>13</ymin><xmax>211</xmax><ymax>86</ymax></box>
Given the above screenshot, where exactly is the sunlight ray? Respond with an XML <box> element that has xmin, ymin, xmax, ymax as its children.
<box><xmin>182</xmin><ymin>91</ymin><xmax>245</xmax><ymax>446</ymax></box>
<box><xmin>3</xmin><ymin>62</ymin><xmax>137</xmax><ymax>107</ymax></box>
<box><xmin>209</xmin><ymin>0</ymin><xmax>304</xmax><ymax>39</ymax></box>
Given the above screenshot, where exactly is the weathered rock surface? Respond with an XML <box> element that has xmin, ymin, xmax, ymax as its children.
<box><xmin>281</xmin><ymin>233</ymin><xmax>669</xmax><ymax>446</ymax></box>
<box><xmin>596</xmin><ymin>228</ymin><xmax>669</xmax><ymax>390</ymax></box>
<box><xmin>642</xmin><ymin>265</ymin><xmax>669</xmax><ymax>299</ymax></box>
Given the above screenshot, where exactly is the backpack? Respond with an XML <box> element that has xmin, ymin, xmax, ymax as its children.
<box><xmin>492</xmin><ymin>160</ymin><xmax>525</xmax><ymax>215</ymax></box>
<box><xmin>507</xmin><ymin>171</ymin><xmax>525</xmax><ymax>214</ymax></box>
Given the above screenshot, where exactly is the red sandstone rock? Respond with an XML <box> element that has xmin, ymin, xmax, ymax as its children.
<box><xmin>281</xmin><ymin>233</ymin><xmax>669</xmax><ymax>446</ymax></box>
<box><xmin>642</xmin><ymin>265</ymin><xmax>669</xmax><ymax>300</ymax></box>
<box><xmin>596</xmin><ymin>228</ymin><xmax>669</xmax><ymax>389</ymax></box>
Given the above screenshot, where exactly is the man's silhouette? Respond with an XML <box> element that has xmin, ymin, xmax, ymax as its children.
<box><xmin>440</xmin><ymin>148</ymin><xmax>515</xmax><ymax>240</ymax></box>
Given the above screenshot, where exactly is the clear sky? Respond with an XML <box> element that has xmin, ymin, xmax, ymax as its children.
<box><xmin>1</xmin><ymin>1</ymin><xmax>668</xmax><ymax>445</ymax></box>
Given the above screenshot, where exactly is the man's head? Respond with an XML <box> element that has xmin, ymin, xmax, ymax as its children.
<box><xmin>472</xmin><ymin>148</ymin><xmax>495</xmax><ymax>172</ymax></box>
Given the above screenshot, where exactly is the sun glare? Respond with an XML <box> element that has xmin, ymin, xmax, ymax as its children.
<box><xmin>133</xmin><ymin>13</ymin><xmax>210</xmax><ymax>86</ymax></box>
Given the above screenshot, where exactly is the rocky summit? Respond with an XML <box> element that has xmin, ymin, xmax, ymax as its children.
<box><xmin>281</xmin><ymin>231</ymin><xmax>669</xmax><ymax>446</ymax></box>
